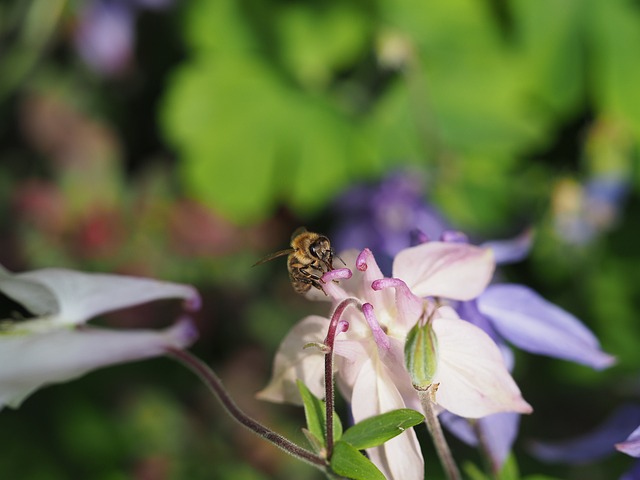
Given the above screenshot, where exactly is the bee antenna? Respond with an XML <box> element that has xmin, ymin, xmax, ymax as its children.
<box><xmin>335</xmin><ymin>252</ymin><xmax>347</xmax><ymax>266</ymax></box>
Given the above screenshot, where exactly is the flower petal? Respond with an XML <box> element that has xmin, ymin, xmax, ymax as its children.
<box><xmin>354</xmin><ymin>249</ymin><xmax>395</xmax><ymax>313</ymax></box>
<box><xmin>617</xmin><ymin>424</ymin><xmax>640</xmax><ymax>458</ymax></box>
<box><xmin>477</xmin><ymin>413</ymin><xmax>521</xmax><ymax>471</ymax></box>
<box><xmin>477</xmin><ymin>284</ymin><xmax>615</xmax><ymax>369</ymax></box>
<box><xmin>0</xmin><ymin>271</ymin><xmax>59</xmax><ymax>318</ymax></box>
<box><xmin>392</xmin><ymin>242</ymin><xmax>495</xmax><ymax>300</ymax></box>
<box><xmin>256</xmin><ymin>316</ymin><xmax>327</xmax><ymax>404</ymax></box>
<box><xmin>0</xmin><ymin>318</ymin><xmax>197</xmax><ymax>410</ymax></box>
<box><xmin>15</xmin><ymin>268</ymin><xmax>201</xmax><ymax>326</ymax></box>
<box><xmin>441</xmin><ymin>410</ymin><xmax>520</xmax><ymax>472</ymax></box>
<box><xmin>481</xmin><ymin>229</ymin><xmax>533</xmax><ymax>265</ymax></box>
<box><xmin>432</xmin><ymin>315</ymin><xmax>532</xmax><ymax>418</ymax></box>
<box><xmin>350</xmin><ymin>357</ymin><xmax>424</xmax><ymax>480</ymax></box>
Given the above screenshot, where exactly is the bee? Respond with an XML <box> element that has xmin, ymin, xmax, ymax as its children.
<box><xmin>252</xmin><ymin>227</ymin><xmax>343</xmax><ymax>294</ymax></box>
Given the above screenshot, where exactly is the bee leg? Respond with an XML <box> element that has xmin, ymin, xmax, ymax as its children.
<box><xmin>296</xmin><ymin>265</ymin><xmax>328</xmax><ymax>295</ymax></box>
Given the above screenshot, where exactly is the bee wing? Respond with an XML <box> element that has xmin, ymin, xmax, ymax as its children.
<box><xmin>291</xmin><ymin>226</ymin><xmax>308</xmax><ymax>241</ymax></box>
<box><xmin>252</xmin><ymin>248</ymin><xmax>295</xmax><ymax>267</ymax></box>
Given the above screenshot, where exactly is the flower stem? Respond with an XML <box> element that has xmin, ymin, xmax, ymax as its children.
<box><xmin>323</xmin><ymin>298</ymin><xmax>360</xmax><ymax>460</ymax></box>
<box><xmin>418</xmin><ymin>387</ymin><xmax>461</xmax><ymax>480</ymax></box>
<box><xmin>166</xmin><ymin>347</ymin><xmax>327</xmax><ymax>470</ymax></box>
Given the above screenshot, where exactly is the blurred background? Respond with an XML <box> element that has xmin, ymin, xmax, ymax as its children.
<box><xmin>1</xmin><ymin>0</ymin><xmax>640</xmax><ymax>478</ymax></box>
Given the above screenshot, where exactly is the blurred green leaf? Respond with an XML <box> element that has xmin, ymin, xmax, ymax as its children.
<box><xmin>510</xmin><ymin>0</ymin><xmax>584</xmax><ymax>119</ymax></box>
<box><xmin>587</xmin><ymin>0</ymin><xmax>640</xmax><ymax>137</ymax></box>
<box><xmin>277</xmin><ymin>3</ymin><xmax>370</xmax><ymax>89</ymax></box>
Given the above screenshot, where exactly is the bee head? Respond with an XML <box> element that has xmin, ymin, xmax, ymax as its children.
<box><xmin>310</xmin><ymin>236</ymin><xmax>333</xmax><ymax>269</ymax></box>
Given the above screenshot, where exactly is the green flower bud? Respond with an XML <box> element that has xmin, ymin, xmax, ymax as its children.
<box><xmin>404</xmin><ymin>320</ymin><xmax>438</xmax><ymax>390</ymax></box>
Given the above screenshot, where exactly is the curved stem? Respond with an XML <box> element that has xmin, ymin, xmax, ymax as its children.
<box><xmin>323</xmin><ymin>298</ymin><xmax>360</xmax><ymax>460</ymax></box>
<box><xmin>166</xmin><ymin>347</ymin><xmax>327</xmax><ymax>470</ymax></box>
<box><xmin>418</xmin><ymin>387</ymin><xmax>461</xmax><ymax>480</ymax></box>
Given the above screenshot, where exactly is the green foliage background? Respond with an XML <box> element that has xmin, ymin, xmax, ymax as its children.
<box><xmin>162</xmin><ymin>0</ymin><xmax>640</xmax><ymax>228</ymax></box>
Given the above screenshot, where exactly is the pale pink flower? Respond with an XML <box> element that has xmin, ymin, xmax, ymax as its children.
<box><xmin>258</xmin><ymin>242</ymin><xmax>532</xmax><ymax>480</ymax></box>
<box><xmin>0</xmin><ymin>264</ymin><xmax>200</xmax><ymax>410</ymax></box>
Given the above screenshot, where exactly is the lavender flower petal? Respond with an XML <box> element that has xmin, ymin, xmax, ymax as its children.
<box><xmin>617</xmin><ymin>424</ymin><xmax>640</xmax><ymax>458</ymax></box>
<box><xmin>481</xmin><ymin>229</ymin><xmax>533</xmax><ymax>265</ymax></box>
<box><xmin>477</xmin><ymin>284</ymin><xmax>615</xmax><ymax>369</ymax></box>
<box><xmin>477</xmin><ymin>412</ymin><xmax>521</xmax><ymax>472</ymax></box>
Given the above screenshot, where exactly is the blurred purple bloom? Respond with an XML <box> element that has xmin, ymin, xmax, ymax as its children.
<box><xmin>332</xmin><ymin>171</ymin><xmax>448</xmax><ymax>274</ymax></box>
<box><xmin>530</xmin><ymin>405</ymin><xmax>640</xmax><ymax>464</ymax></box>
<box><xmin>74</xmin><ymin>0</ymin><xmax>173</xmax><ymax>76</ymax></box>
<box><xmin>552</xmin><ymin>173</ymin><xmax>629</xmax><ymax>246</ymax></box>
<box><xmin>621</xmin><ymin>461</ymin><xmax>640</xmax><ymax>480</ymax></box>
<box><xmin>481</xmin><ymin>229</ymin><xmax>534</xmax><ymax>265</ymax></box>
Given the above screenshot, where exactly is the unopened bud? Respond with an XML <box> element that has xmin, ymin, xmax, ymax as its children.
<box><xmin>404</xmin><ymin>320</ymin><xmax>438</xmax><ymax>389</ymax></box>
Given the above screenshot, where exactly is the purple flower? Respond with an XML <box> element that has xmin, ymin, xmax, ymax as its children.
<box><xmin>73</xmin><ymin>0</ymin><xmax>173</xmax><ymax>76</ymax></box>
<box><xmin>332</xmin><ymin>171</ymin><xmax>448</xmax><ymax>274</ymax></box>
<box><xmin>530</xmin><ymin>404</ymin><xmax>640</xmax><ymax>479</ymax></box>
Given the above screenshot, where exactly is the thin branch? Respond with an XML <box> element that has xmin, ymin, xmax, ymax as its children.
<box><xmin>166</xmin><ymin>347</ymin><xmax>327</xmax><ymax>470</ymax></box>
<box><xmin>418</xmin><ymin>387</ymin><xmax>461</xmax><ymax>480</ymax></box>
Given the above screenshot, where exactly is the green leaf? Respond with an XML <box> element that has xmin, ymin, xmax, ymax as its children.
<box><xmin>296</xmin><ymin>380</ymin><xmax>342</xmax><ymax>453</ymax></box>
<box><xmin>497</xmin><ymin>454</ymin><xmax>520</xmax><ymax>480</ymax></box>
<box><xmin>463</xmin><ymin>462</ymin><xmax>491</xmax><ymax>480</ymax></box>
<box><xmin>463</xmin><ymin>455</ymin><xmax>522</xmax><ymax>480</ymax></box>
<box><xmin>329</xmin><ymin>441</ymin><xmax>385</xmax><ymax>480</ymax></box>
<box><xmin>339</xmin><ymin>408</ymin><xmax>424</xmax><ymax>450</ymax></box>
<box><xmin>277</xmin><ymin>3</ymin><xmax>370</xmax><ymax>89</ymax></box>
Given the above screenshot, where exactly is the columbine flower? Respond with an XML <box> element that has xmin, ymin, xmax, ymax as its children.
<box><xmin>332</xmin><ymin>172</ymin><xmax>616</xmax><ymax>471</ymax></box>
<box><xmin>0</xmin><ymin>263</ymin><xmax>200</xmax><ymax>410</ymax></box>
<box><xmin>258</xmin><ymin>242</ymin><xmax>531</xmax><ymax>480</ymax></box>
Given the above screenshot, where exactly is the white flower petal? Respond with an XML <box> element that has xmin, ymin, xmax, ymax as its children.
<box><xmin>256</xmin><ymin>316</ymin><xmax>327</xmax><ymax>404</ymax></box>
<box><xmin>350</xmin><ymin>357</ymin><xmax>424</xmax><ymax>480</ymax></box>
<box><xmin>393</xmin><ymin>242</ymin><xmax>495</xmax><ymax>300</ymax></box>
<box><xmin>15</xmin><ymin>268</ymin><xmax>200</xmax><ymax>326</ymax></box>
<box><xmin>0</xmin><ymin>318</ymin><xmax>197</xmax><ymax>410</ymax></box>
<box><xmin>432</xmin><ymin>316</ymin><xmax>532</xmax><ymax>418</ymax></box>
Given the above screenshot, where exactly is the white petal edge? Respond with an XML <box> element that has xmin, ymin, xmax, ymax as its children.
<box><xmin>0</xmin><ymin>318</ymin><xmax>197</xmax><ymax>410</ymax></box>
<box><xmin>16</xmin><ymin>268</ymin><xmax>201</xmax><ymax>326</ymax></box>
<box><xmin>350</xmin><ymin>357</ymin><xmax>424</xmax><ymax>480</ymax></box>
<box><xmin>432</xmin><ymin>316</ymin><xmax>532</xmax><ymax>418</ymax></box>
<box><xmin>256</xmin><ymin>315</ymin><xmax>327</xmax><ymax>404</ymax></box>
<box><xmin>393</xmin><ymin>242</ymin><xmax>495</xmax><ymax>300</ymax></box>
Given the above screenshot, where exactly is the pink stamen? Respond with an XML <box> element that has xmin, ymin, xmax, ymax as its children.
<box><xmin>372</xmin><ymin>277</ymin><xmax>411</xmax><ymax>295</ymax></box>
<box><xmin>362</xmin><ymin>303</ymin><xmax>390</xmax><ymax>351</ymax></box>
<box><xmin>356</xmin><ymin>248</ymin><xmax>373</xmax><ymax>272</ymax></box>
<box><xmin>321</xmin><ymin>267</ymin><xmax>352</xmax><ymax>284</ymax></box>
